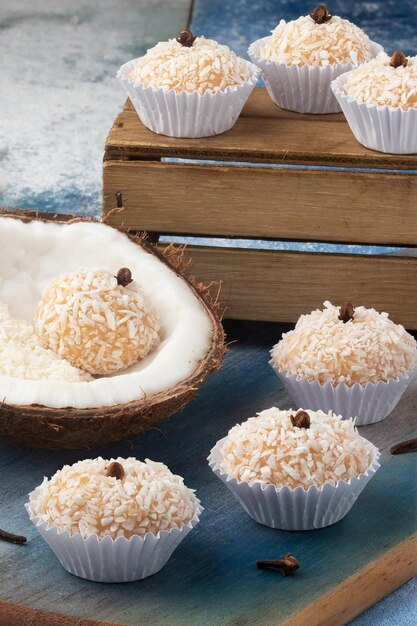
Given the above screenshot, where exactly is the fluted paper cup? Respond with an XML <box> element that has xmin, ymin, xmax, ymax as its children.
<box><xmin>270</xmin><ymin>363</ymin><xmax>417</xmax><ymax>426</ymax></box>
<box><xmin>26</xmin><ymin>487</ymin><xmax>202</xmax><ymax>583</ymax></box>
<box><xmin>331</xmin><ymin>72</ymin><xmax>417</xmax><ymax>153</ymax></box>
<box><xmin>117</xmin><ymin>58</ymin><xmax>260</xmax><ymax>138</ymax></box>
<box><xmin>248</xmin><ymin>37</ymin><xmax>383</xmax><ymax>114</ymax></box>
<box><xmin>208</xmin><ymin>437</ymin><xmax>380</xmax><ymax>530</ymax></box>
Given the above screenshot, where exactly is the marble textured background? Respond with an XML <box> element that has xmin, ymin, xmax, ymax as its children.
<box><xmin>0</xmin><ymin>0</ymin><xmax>189</xmax><ymax>214</ymax></box>
<box><xmin>1</xmin><ymin>0</ymin><xmax>415</xmax><ymax>227</ymax></box>
<box><xmin>0</xmin><ymin>0</ymin><xmax>416</xmax><ymax>623</ymax></box>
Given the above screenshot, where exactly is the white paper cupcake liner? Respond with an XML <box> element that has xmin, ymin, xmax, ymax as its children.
<box><xmin>26</xmin><ymin>487</ymin><xmax>202</xmax><ymax>583</ymax></box>
<box><xmin>270</xmin><ymin>361</ymin><xmax>417</xmax><ymax>426</ymax></box>
<box><xmin>208</xmin><ymin>437</ymin><xmax>380</xmax><ymax>530</ymax></box>
<box><xmin>248</xmin><ymin>37</ymin><xmax>383</xmax><ymax>114</ymax></box>
<box><xmin>331</xmin><ymin>72</ymin><xmax>417</xmax><ymax>153</ymax></box>
<box><xmin>117</xmin><ymin>59</ymin><xmax>260</xmax><ymax>138</ymax></box>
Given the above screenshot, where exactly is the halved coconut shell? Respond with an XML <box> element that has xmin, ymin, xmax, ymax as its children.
<box><xmin>0</xmin><ymin>210</ymin><xmax>225</xmax><ymax>449</ymax></box>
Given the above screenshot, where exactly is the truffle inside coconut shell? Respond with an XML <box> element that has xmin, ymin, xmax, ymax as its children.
<box><xmin>0</xmin><ymin>210</ymin><xmax>225</xmax><ymax>449</ymax></box>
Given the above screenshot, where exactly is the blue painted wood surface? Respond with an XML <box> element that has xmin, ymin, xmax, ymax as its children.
<box><xmin>0</xmin><ymin>320</ymin><xmax>416</xmax><ymax>624</ymax></box>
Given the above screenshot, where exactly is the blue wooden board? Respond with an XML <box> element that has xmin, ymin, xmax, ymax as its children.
<box><xmin>0</xmin><ymin>320</ymin><xmax>416</xmax><ymax>625</ymax></box>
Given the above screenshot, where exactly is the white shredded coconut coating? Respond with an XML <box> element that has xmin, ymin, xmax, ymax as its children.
<box><xmin>219</xmin><ymin>407</ymin><xmax>374</xmax><ymax>489</ymax></box>
<box><xmin>344</xmin><ymin>52</ymin><xmax>417</xmax><ymax>110</ymax></box>
<box><xmin>127</xmin><ymin>36</ymin><xmax>251</xmax><ymax>95</ymax></box>
<box><xmin>30</xmin><ymin>457</ymin><xmax>199</xmax><ymax>539</ymax></box>
<box><xmin>261</xmin><ymin>15</ymin><xmax>372</xmax><ymax>66</ymax></box>
<box><xmin>271</xmin><ymin>301</ymin><xmax>417</xmax><ymax>386</ymax></box>
<box><xmin>35</xmin><ymin>267</ymin><xmax>160</xmax><ymax>376</ymax></box>
<box><xmin>0</xmin><ymin>300</ymin><xmax>91</xmax><ymax>382</ymax></box>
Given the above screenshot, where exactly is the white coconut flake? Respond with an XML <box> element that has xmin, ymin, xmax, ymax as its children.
<box><xmin>344</xmin><ymin>52</ymin><xmax>417</xmax><ymax>110</ymax></box>
<box><xmin>219</xmin><ymin>407</ymin><xmax>374</xmax><ymax>489</ymax></box>
<box><xmin>35</xmin><ymin>267</ymin><xmax>160</xmax><ymax>376</ymax></box>
<box><xmin>261</xmin><ymin>15</ymin><xmax>373</xmax><ymax>67</ymax></box>
<box><xmin>271</xmin><ymin>301</ymin><xmax>417</xmax><ymax>386</ymax></box>
<box><xmin>30</xmin><ymin>457</ymin><xmax>199</xmax><ymax>540</ymax></box>
<box><xmin>0</xmin><ymin>300</ymin><xmax>91</xmax><ymax>382</ymax></box>
<box><xmin>127</xmin><ymin>36</ymin><xmax>251</xmax><ymax>95</ymax></box>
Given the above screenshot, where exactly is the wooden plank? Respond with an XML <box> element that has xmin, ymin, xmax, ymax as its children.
<box><xmin>0</xmin><ymin>322</ymin><xmax>415</xmax><ymax>625</ymax></box>
<box><xmin>283</xmin><ymin>536</ymin><xmax>417</xmax><ymax>626</ymax></box>
<box><xmin>123</xmin><ymin>92</ymin><xmax>347</xmax><ymax>122</ymax></box>
<box><xmin>103</xmin><ymin>160</ymin><xmax>417</xmax><ymax>246</ymax></box>
<box><xmin>0</xmin><ymin>602</ymin><xmax>117</xmax><ymax>626</ymax></box>
<box><xmin>241</xmin><ymin>88</ymin><xmax>347</xmax><ymax>122</ymax></box>
<box><xmin>159</xmin><ymin>245</ymin><xmax>417</xmax><ymax>328</ymax></box>
<box><xmin>105</xmin><ymin>88</ymin><xmax>417</xmax><ymax>169</ymax></box>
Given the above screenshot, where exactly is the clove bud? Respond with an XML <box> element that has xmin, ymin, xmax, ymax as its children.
<box><xmin>290</xmin><ymin>410</ymin><xmax>311</xmax><ymax>429</ymax></box>
<box><xmin>176</xmin><ymin>29</ymin><xmax>197</xmax><ymax>47</ymax></box>
<box><xmin>310</xmin><ymin>4</ymin><xmax>332</xmax><ymax>24</ymax></box>
<box><xmin>116</xmin><ymin>267</ymin><xmax>133</xmax><ymax>287</ymax></box>
<box><xmin>338</xmin><ymin>302</ymin><xmax>355</xmax><ymax>323</ymax></box>
<box><xmin>390</xmin><ymin>51</ymin><xmax>408</xmax><ymax>68</ymax></box>
<box><xmin>106</xmin><ymin>461</ymin><xmax>125</xmax><ymax>480</ymax></box>
<box><xmin>257</xmin><ymin>553</ymin><xmax>300</xmax><ymax>576</ymax></box>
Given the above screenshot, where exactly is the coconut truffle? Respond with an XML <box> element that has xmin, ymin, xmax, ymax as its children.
<box><xmin>260</xmin><ymin>11</ymin><xmax>372</xmax><ymax>66</ymax></box>
<box><xmin>127</xmin><ymin>35</ymin><xmax>251</xmax><ymax>95</ymax></box>
<box><xmin>271</xmin><ymin>301</ymin><xmax>417</xmax><ymax>386</ymax></box>
<box><xmin>35</xmin><ymin>267</ymin><xmax>160</xmax><ymax>376</ymax></box>
<box><xmin>30</xmin><ymin>457</ymin><xmax>199</xmax><ymax>539</ymax></box>
<box><xmin>344</xmin><ymin>52</ymin><xmax>417</xmax><ymax>110</ymax></box>
<box><xmin>0</xmin><ymin>301</ymin><xmax>91</xmax><ymax>382</ymax></box>
<box><xmin>219</xmin><ymin>407</ymin><xmax>374</xmax><ymax>489</ymax></box>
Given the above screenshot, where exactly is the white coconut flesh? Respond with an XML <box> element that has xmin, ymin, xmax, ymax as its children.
<box><xmin>0</xmin><ymin>216</ymin><xmax>214</xmax><ymax>409</ymax></box>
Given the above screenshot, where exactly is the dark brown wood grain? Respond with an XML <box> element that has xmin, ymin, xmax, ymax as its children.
<box><xmin>105</xmin><ymin>89</ymin><xmax>417</xmax><ymax>168</ymax></box>
<box><xmin>162</xmin><ymin>244</ymin><xmax>417</xmax><ymax>328</ymax></box>
<box><xmin>103</xmin><ymin>160</ymin><xmax>417</xmax><ymax>246</ymax></box>
<box><xmin>0</xmin><ymin>601</ymin><xmax>118</xmax><ymax>626</ymax></box>
<box><xmin>123</xmin><ymin>92</ymin><xmax>348</xmax><ymax>122</ymax></box>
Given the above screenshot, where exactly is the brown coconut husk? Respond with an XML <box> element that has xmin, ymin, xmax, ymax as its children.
<box><xmin>0</xmin><ymin>209</ymin><xmax>226</xmax><ymax>449</ymax></box>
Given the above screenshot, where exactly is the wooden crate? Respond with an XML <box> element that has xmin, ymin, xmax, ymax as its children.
<box><xmin>103</xmin><ymin>88</ymin><xmax>417</xmax><ymax>328</ymax></box>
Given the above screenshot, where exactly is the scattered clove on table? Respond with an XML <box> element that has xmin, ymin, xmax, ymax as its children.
<box><xmin>256</xmin><ymin>553</ymin><xmax>300</xmax><ymax>576</ymax></box>
<box><xmin>390</xmin><ymin>437</ymin><xmax>417</xmax><ymax>455</ymax></box>
<box><xmin>0</xmin><ymin>528</ymin><xmax>27</xmax><ymax>545</ymax></box>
